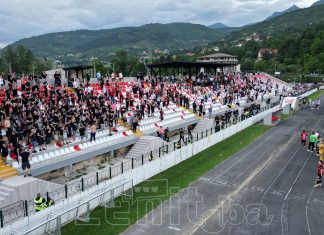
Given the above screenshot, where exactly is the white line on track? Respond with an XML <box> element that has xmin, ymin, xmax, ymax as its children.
<box><xmin>306</xmin><ymin>188</ymin><xmax>314</xmax><ymax>235</ymax></box>
<box><xmin>210</xmin><ymin>128</ymin><xmax>283</xmax><ymax>181</ymax></box>
<box><xmin>253</xmin><ymin>145</ymin><xmax>301</xmax><ymax>235</ymax></box>
<box><xmin>168</xmin><ymin>226</ymin><xmax>181</xmax><ymax>231</ymax></box>
<box><xmin>281</xmin><ymin>152</ymin><xmax>312</xmax><ymax>235</ymax></box>
<box><xmin>187</xmin><ymin>139</ymin><xmax>300</xmax><ymax>235</ymax></box>
<box><xmin>228</xmin><ymin>131</ymin><xmax>296</xmax><ymax>185</ymax></box>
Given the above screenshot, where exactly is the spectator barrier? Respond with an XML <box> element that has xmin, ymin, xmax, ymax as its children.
<box><xmin>0</xmin><ymin>102</ymin><xmax>280</xmax><ymax>233</ymax></box>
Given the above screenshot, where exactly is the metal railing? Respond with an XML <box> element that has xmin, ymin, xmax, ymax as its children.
<box><xmin>11</xmin><ymin>180</ymin><xmax>133</xmax><ymax>235</ymax></box>
<box><xmin>0</xmin><ymin>101</ymin><xmax>280</xmax><ymax>228</ymax></box>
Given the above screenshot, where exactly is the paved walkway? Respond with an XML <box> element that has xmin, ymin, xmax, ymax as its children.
<box><xmin>122</xmin><ymin>96</ymin><xmax>324</xmax><ymax>235</ymax></box>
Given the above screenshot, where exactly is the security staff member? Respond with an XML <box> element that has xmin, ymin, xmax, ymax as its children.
<box><xmin>34</xmin><ymin>193</ymin><xmax>46</xmax><ymax>212</ymax></box>
<box><xmin>46</xmin><ymin>196</ymin><xmax>55</xmax><ymax>208</ymax></box>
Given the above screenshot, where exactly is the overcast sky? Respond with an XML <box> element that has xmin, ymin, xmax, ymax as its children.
<box><xmin>0</xmin><ymin>0</ymin><xmax>318</xmax><ymax>48</ymax></box>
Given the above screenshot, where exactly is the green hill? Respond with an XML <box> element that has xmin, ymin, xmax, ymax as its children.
<box><xmin>230</xmin><ymin>4</ymin><xmax>324</xmax><ymax>39</ymax></box>
<box><xmin>9</xmin><ymin>23</ymin><xmax>226</xmax><ymax>63</ymax></box>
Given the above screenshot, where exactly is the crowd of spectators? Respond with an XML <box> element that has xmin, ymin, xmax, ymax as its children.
<box><xmin>0</xmin><ymin>70</ymin><xmax>291</xmax><ymax>165</ymax></box>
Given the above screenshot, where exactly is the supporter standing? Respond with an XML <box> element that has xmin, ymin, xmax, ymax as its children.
<box><xmin>90</xmin><ymin>122</ymin><xmax>97</xmax><ymax>142</ymax></box>
<box><xmin>1</xmin><ymin>142</ymin><xmax>9</xmax><ymax>165</ymax></box>
<box><xmin>315</xmin><ymin>160</ymin><xmax>324</xmax><ymax>188</ymax></box>
<box><xmin>79</xmin><ymin>124</ymin><xmax>86</xmax><ymax>142</ymax></box>
<box><xmin>308</xmin><ymin>132</ymin><xmax>316</xmax><ymax>152</ymax></box>
<box><xmin>179</xmin><ymin>128</ymin><xmax>185</xmax><ymax>144</ymax></box>
<box><xmin>132</xmin><ymin>115</ymin><xmax>138</xmax><ymax>133</ymax></box>
<box><xmin>0</xmin><ymin>74</ymin><xmax>3</xmax><ymax>88</ymax></box>
<box><xmin>319</xmin><ymin>139</ymin><xmax>324</xmax><ymax>161</ymax></box>
<box><xmin>164</xmin><ymin>127</ymin><xmax>169</xmax><ymax>142</ymax></box>
<box><xmin>20</xmin><ymin>147</ymin><xmax>32</xmax><ymax>177</ymax></box>
<box><xmin>300</xmin><ymin>130</ymin><xmax>307</xmax><ymax>148</ymax></box>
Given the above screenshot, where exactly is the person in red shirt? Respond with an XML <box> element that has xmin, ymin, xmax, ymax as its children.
<box><xmin>301</xmin><ymin>130</ymin><xmax>307</xmax><ymax>147</ymax></box>
<box><xmin>314</xmin><ymin>160</ymin><xmax>324</xmax><ymax>188</ymax></box>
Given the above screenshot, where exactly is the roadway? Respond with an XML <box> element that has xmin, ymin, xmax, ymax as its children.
<box><xmin>122</xmin><ymin>95</ymin><xmax>324</xmax><ymax>235</ymax></box>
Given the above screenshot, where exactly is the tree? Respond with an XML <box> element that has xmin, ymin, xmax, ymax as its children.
<box><xmin>254</xmin><ymin>60</ymin><xmax>268</xmax><ymax>72</ymax></box>
<box><xmin>1</xmin><ymin>44</ymin><xmax>51</xmax><ymax>75</ymax></box>
<box><xmin>112</xmin><ymin>50</ymin><xmax>128</xmax><ymax>74</ymax></box>
<box><xmin>241</xmin><ymin>58</ymin><xmax>255</xmax><ymax>71</ymax></box>
<box><xmin>111</xmin><ymin>50</ymin><xmax>146</xmax><ymax>76</ymax></box>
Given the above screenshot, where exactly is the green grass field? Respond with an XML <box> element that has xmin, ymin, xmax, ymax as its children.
<box><xmin>307</xmin><ymin>90</ymin><xmax>324</xmax><ymax>101</ymax></box>
<box><xmin>280</xmin><ymin>113</ymin><xmax>290</xmax><ymax>121</ymax></box>
<box><xmin>62</xmin><ymin>125</ymin><xmax>272</xmax><ymax>235</ymax></box>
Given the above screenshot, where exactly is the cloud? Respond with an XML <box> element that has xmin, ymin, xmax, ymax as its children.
<box><xmin>0</xmin><ymin>0</ymin><xmax>318</xmax><ymax>45</ymax></box>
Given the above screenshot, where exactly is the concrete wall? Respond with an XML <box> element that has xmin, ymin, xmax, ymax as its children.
<box><xmin>0</xmin><ymin>177</ymin><xmax>61</xmax><ymax>208</ymax></box>
<box><xmin>2</xmin><ymin>104</ymin><xmax>280</xmax><ymax>235</ymax></box>
<box><xmin>298</xmin><ymin>88</ymin><xmax>318</xmax><ymax>98</ymax></box>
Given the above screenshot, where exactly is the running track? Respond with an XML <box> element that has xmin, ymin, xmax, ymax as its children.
<box><xmin>123</xmin><ymin>95</ymin><xmax>324</xmax><ymax>235</ymax></box>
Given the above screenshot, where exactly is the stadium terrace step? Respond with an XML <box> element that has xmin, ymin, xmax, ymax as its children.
<box><xmin>125</xmin><ymin>136</ymin><xmax>164</xmax><ymax>159</ymax></box>
<box><xmin>180</xmin><ymin>105</ymin><xmax>201</xmax><ymax>118</ymax></box>
<box><xmin>192</xmin><ymin>118</ymin><xmax>215</xmax><ymax>134</ymax></box>
<box><xmin>134</xmin><ymin>130</ymin><xmax>144</xmax><ymax>137</ymax></box>
<box><xmin>0</xmin><ymin>171</ymin><xmax>18</xmax><ymax>180</ymax></box>
<box><xmin>0</xmin><ymin>159</ymin><xmax>17</xmax><ymax>180</ymax></box>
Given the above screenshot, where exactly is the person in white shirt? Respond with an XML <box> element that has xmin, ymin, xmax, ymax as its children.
<box><xmin>0</xmin><ymin>74</ymin><xmax>3</xmax><ymax>88</ymax></box>
<box><xmin>72</xmin><ymin>80</ymin><xmax>78</xmax><ymax>88</ymax></box>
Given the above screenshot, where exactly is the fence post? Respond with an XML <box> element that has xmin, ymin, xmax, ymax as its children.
<box><xmin>121</xmin><ymin>162</ymin><xmax>124</xmax><ymax>173</ymax></box>
<box><xmin>65</xmin><ymin>184</ymin><xmax>68</xmax><ymax>199</ymax></box>
<box><xmin>46</xmin><ymin>192</ymin><xmax>49</xmax><ymax>202</ymax></box>
<box><xmin>24</xmin><ymin>200</ymin><xmax>28</xmax><ymax>217</ymax></box>
<box><xmin>56</xmin><ymin>215</ymin><xmax>62</xmax><ymax>235</ymax></box>
<box><xmin>201</xmin><ymin>131</ymin><xmax>203</xmax><ymax>139</ymax></box>
<box><xmin>166</xmin><ymin>145</ymin><xmax>169</xmax><ymax>154</ymax></box>
<box><xmin>132</xmin><ymin>158</ymin><xmax>134</xmax><ymax>169</ymax></box>
<box><xmin>196</xmin><ymin>133</ymin><xmax>198</xmax><ymax>141</ymax></box>
<box><xmin>159</xmin><ymin>147</ymin><xmax>161</xmax><ymax>157</ymax></box>
<box><xmin>150</xmin><ymin>151</ymin><xmax>153</xmax><ymax>161</ymax></box>
<box><xmin>142</xmin><ymin>154</ymin><xmax>144</xmax><ymax>165</ymax></box>
<box><xmin>206</xmin><ymin>130</ymin><xmax>208</xmax><ymax>137</ymax></box>
<box><xmin>211</xmin><ymin>128</ymin><xmax>213</xmax><ymax>135</ymax></box>
<box><xmin>96</xmin><ymin>172</ymin><xmax>99</xmax><ymax>185</ymax></box>
<box><xmin>0</xmin><ymin>210</ymin><xmax>3</xmax><ymax>228</ymax></box>
<box><xmin>81</xmin><ymin>178</ymin><xmax>84</xmax><ymax>192</ymax></box>
<box><xmin>174</xmin><ymin>142</ymin><xmax>176</xmax><ymax>151</ymax></box>
<box><xmin>109</xmin><ymin>167</ymin><xmax>112</xmax><ymax>179</ymax></box>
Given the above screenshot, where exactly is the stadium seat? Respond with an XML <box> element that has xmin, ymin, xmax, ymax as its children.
<box><xmin>43</xmin><ymin>153</ymin><xmax>50</xmax><ymax>160</ymax></box>
<box><xmin>12</xmin><ymin>162</ymin><xmax>20</xmax><ymax>169</ymax></box>
<box><xmin>38</xmin><ymin>155</ymin><xmax>44</xmax><ymax>161</ymax></box>
<box><xmin>54</xmin><ymin>150</ymin><xmax>60</xmax><ymax>157</ymax></box>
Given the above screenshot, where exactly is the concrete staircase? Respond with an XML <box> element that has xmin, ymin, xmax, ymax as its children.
<box><xmin>0</xmin><ymin>182</ymin><xmax>15</xmax><ymax>206</ymax></box>
<box><xmin>0</xmin><ymin>159</ymin><xmax>17</xmax><ymax>180</ymax></box>
<box><xmin>125</xmin><ymin>136</ymin><xmax>164</xmax><ymax>159</ymax></box>
<box><xmin>192</xmin><ymin>118</ymin><xmax>214</xmax><ymax>134</ymax></box>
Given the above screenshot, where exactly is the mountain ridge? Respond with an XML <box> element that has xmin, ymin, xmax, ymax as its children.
<box><xmin>7</xmin><ymin>23</ymin><xmax>226</xmax><ymax>63</ymax></box>
<box><xmin>265</xmin><ymin>5</ymin><xmax>300</xmax><ymax>20</ymax></box>
<box><xmin>208</xmin><ymin>22</ymin><xmax>229</xmax><ymax>29</ymax></box>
